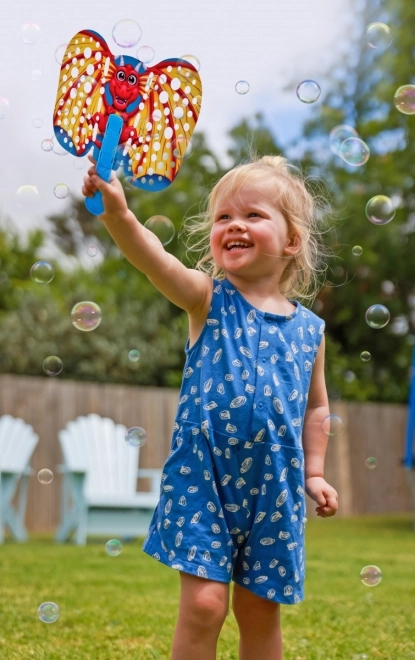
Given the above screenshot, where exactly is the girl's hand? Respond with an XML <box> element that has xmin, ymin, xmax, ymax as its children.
<box><xmin>81</xmin><ymin>155</ymin><xmax>129</xmax><ymax>224</ymax></box>
<box><xmin>305</xmin><ymin>476</ymin><xmax>338</xmax><ymax>517</ymax></box>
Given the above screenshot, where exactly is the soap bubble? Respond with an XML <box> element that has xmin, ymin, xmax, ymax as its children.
<box><xmin>0</xmin><ymin>98</ymin><xmax>11</xmax><ymax>120</ymax></box>
<box><xmin>321</xmin><ymin>414</ymin><xmax>345</xmax><ymax>437</ymax></box>
<box><xmin>112</xmin><ymin>19</ymin><xmax>142</xmax><ymax>48</ymax></box>
<box><xmin>16</xmin><ymin>185</ymin><xmax>41</xmax><ymax>209</ymax></box>
<box><xmin>38</xmin><ymin>602</ymin><xmax>60</xmax><ymax>623</ymax></box>
<box><xmin>87</xmin><ymin>245</ymin><xmax>98</xmax><ymax>257</ymax></box>
<box><xmin>128</xmin><ymin>350</ymin><xmax>140</xmax><ymax>362</ymax></box>
<box><xmin>32</xmin><ymin>69</ymin><xmax>42</xmax><ymax>82</ymax></box>
<box><xmin>144</xmin><ymin>215</ymin><xmax>175</xmax><ymax>246</ymax></box>
<box><xmin>125</xmin><ymin>427</ymin><xmax>147</xmax><ymax>448</ymax></box>
<box><xmin>394</xmin><ymin>85</ymin><xmax>415</xmax><ymax>115</ymax></box>
<box><xmin>296</xmin><ymin>80</ymin><xmax>321</xmax><ymax>104</ymax></box>
<box><xmin>365</xmin><ymin>195</ymin><xmax>395</xmax><ymax>225</ymax></box>
<box><xmin>339</xmin><ymin>138</ymin><xmax>370</xmax><ymax>166</ymax></box>
<box><xmin>352</xmin><ymin>246</ymin><xmax>363</xmax><ymax>256</ymax></box>
<box><xmin>51</xmin><ymin>137</ymin><xmax>68</xmax><ymax>156</ymax></box>
<box><xmin>43</xmin><ymin>356</ymin><xmax>63</xmax><ymax>376</ymax></box>
<box><xmin>106</xmin><ymin>539</ymin><xmax>122</xmax><ymax>556</ymax></box>
<box><xmin>30</xmin><ymin>261</ymin><xmax>54</xmax><ymax>284</ymax></box>
<box><xmin>366</xmin><ymin>22</ymin><xmax>392</xmax><ymax>49</ymax></box>
<box><xmin>21</xmin><ymin>22</ymin><xmax>42</xmax><ymax>45</ymax></box>
<box><xmin>360</xmin><ymin>565</ymin><xmax>382</xmax><ymax>587</ymax></box>
<box><xmin>33</xmin><ymin>118</ymin><xmax>43</xmax><ymax>128</ymax></box>
<box><xmin>136</xmin><ymin>45</ymin><xmax>155</xmax><ymax>64</ymax></box>
<box><xmin>178</xmin><ymin>54</ymin><xmax>200</xmax><ymax>71</ymax></box>
<box><xmin>360</xmin><ymin>351</ymin><xmax>371</xmax><ymax>362</ymax></box>
<box><xmin>73</xmin><ymin>158</ymin><xmax>86</xmax><ymax>170</ymax></box>
<box><xmin>235</xmin><ymin>80</ymin><xmax>250</xmax><ymax>95</ymax></box>
<box><xmin>54</xmin><ymin>44</ymin><xmax>68</xmax><ymax>65</ymax></box>
<box><xmin>329</xmin><ymin>125</ymin><xmax>358</xmax><ymax>156</ymax></box>
<box><xmin>365</xmin><ymin>457</ymin><xmax>377</xmax><ymax>469</ymax></box>
<box><xmin>38</xmin><ymin>469</ymin><xmax>54</xmax><ymax>484</ymax></box>
<box><xmin>41</xmin><ymin>139</ymin><xmax>54</xmax><ymax>152</ymax></box>
<box><xmin>54</xmin><ymin>184</ymin><xmax>69</xmax><ymax>199</ymax></box>
<box><xmin>365</xmin><ymin>304</ymin><xmax>390</xmax><ymax>329</ymax></box>
<box><xmin>71</xmin><ymin>301</ymin><xmax>102</xmax><ymax>332</ymax></box>
<box><xmin>171</xmin><ymin>135</ymin><xmax>193</xmax><ymax>160</ymax></box>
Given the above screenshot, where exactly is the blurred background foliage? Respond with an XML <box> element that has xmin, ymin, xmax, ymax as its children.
<box><xmin>1</xmin><ymin>0</ymin><xmax>414</xmax><ymax>401</ymax></box>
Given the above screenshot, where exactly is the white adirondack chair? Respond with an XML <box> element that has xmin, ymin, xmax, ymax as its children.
<box><xmin>0</xmin><ymin>415</ymin><xmax>39</xmax><ymax>543</ymax></box>
<box><xmin>56</xmin><ymin>414</ymin><xmax>163</xmax><ymax>545</ymax></box>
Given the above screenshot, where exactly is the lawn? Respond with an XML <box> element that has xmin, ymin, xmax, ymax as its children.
<box><xmin>0</xmin><ymin>514</ymin><xmax>414</xmax><ymax>660</ymax></box>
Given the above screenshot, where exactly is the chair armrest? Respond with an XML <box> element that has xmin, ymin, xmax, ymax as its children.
<box><xmin>56</xmin><ymin>464</ymin><xmax>87</xmax><ymax>475</ymax></box>
<box><xmin>137</xmin><ymin>468</ymin><xmax>163</xmax><ymax>494</ymax></box>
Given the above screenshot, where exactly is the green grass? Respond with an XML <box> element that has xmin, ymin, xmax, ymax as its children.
<box><xmin>0</xmin><ymin>515</ymin><xmax>414</xmax><ymax>659</ymax></box>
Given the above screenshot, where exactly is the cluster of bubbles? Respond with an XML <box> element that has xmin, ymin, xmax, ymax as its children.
<box><xmin>329</xmin><ymin>125</ymin><xmax>370</xmax><ymax>167</ymax></box>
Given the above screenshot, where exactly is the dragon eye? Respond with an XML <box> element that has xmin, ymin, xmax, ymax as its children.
<box><xmin>116</xmin><ymin>71</ymin><xmax>126</xmax><ymax>81</ymax></box>
<box><xmin>127</xmin><ymin>74</ymin><xmax>137</xmax><ymax>85</ymax></box>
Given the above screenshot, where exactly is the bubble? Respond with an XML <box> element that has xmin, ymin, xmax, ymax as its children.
<box><xmin>112</xmin><ymin>19</ymin><xmax>142</xmax><ymax>48</ymax></box>
<box><xmin>128</xmin><ymin>349</ymin><xmax>141</xmax><ymax>362</ymax></box>
<box><xmin>43</xmin><ymin>356</ymin><xmax>63</xmax><ymax>376</ymax></box>
<box><xmin>38</xmin><ymin>468</ymin><xmax>54</xmax><ymax>484</ymax></box>
<box><xmin>73</xmin><ymin>158</ymin><xmax>86</xmax><ymax>170</ymax></box>
<box><xmin>365</xmin><ymin>457</ymin><xmax>377</xmax><ymax>469</ymax></box>
<box><xmin>32</xmin><ymin>69</ymin><xmax>42</xmax><ymax>82</ymax></box>
<box><xmin>41</xmin><ymin>138</ymin><xmax>54</xmax><ymax>152</ymax></box>
<box><xmin>125</xmin><ymin>427</ymin><xmax>147</xmax><ymax>448</ymax></box>
<box><xmin>136</xmin><ymin>45</ymin><xmax>155</xmax><ymax>64</ymax></box>
<box><xmin>16</xmin><ymin>185</ymin><xmax>41</xmax><ymax>209</ymax></box>
<box><xmin>235</xmin><ymin>80</ymin><xmax>250</xmax><ymax>95</ymax></box>
<box><xmin>144</xmin><ymin>215</ymin><xmax>175</xmax><ymax>246</ymax></box>
<box><xmin>106</xmin><ymin>539</ymin><xmax>122</xmax><ymax>556</ymax></box>
<box><xmin>296</xmin><ymin>80</ymin><xmax>321</xmax><ymax>104</ymax></box>
<box><xmin>321</xmin><ymin>414</ymin><xmax>345</xmax><ymax>437</ymax></box>
<box><xmin>21</xmin><ymin>22</ymin><xmax>42</xmax><ymax>45</ymax></box>
<box><xmin>30</xmin><ymin>261</ymin><xmax>54</xmax><ymax>284</ymax></box>
<box><xmin>339</xmin><ymin>138</ymin><xmax>370</xmax><ymax>166</ymax></box>
<box><xmin>33</xmin><ymin>118</ymin><xmax>43</xmax><ymax>128</ymax></box>
<box><xmin>87</xmin><ymin>245</ymin><xmax>98</xmax><ymax>257</ymax></box>
<box><xmin>394</xmin><ymin>85</ymin><xmax>415</xmax><ymax>115</ymax></box>
<box><xmin>51</xmin><ymin>137</ymin><xmax>68</xmax><ymax>156</ymax></box>
<box><xmin>54</xmin><ymin>43</ymin><xmax>68</xmax><ymax>65</ymax></box>
<box><xmin>366</xmin><ymin>22</ymin><xmax>392</xmax><ymax>49</ymax></box>
<box><xmin>365</xmin><ymin>195</ymin><xmax>395</xmax><ymax>225</ymax></box>
<box><xmin>360</xmin><ymin>351</ymin><xmax>371</xmax><ymax>362</ymax></box>
<box><xmin>38</xmin><ymin>602</ymin><xmax>59</xmax><ymax>623</ymax></box>
<box><xmin>0</xmin><ymin>98</ymin><xmax>11</xmax><ymax>120</ymax></box>
<box><xmin>360</xmin><ymin>565</ymin><xmax>382</xmax><ymax>587</ymax></box>
<box><xmin>171</xmin><ymin>135</ymin><xmax>193</xmax><ymax>160</ymax></box>
<box><xmin>365</xmin><ymin>304</ymin><xmax>390</xmax><ymax>329</ymax></box>
<box><xmin>178</xmin><ymin>54</ymin><xmax>200</xmax><ymax>71</ymax></box>
<box><xmin>329</xmin><ymin>125</ymin><xmax>359</xmax><ymax>156</ymax></box>
<box><xmin>71</xmin><ymin>301</ymin><xmax>102</xmax><ymax>332</ymax></box>
<box><xmin>352</xmin><ymin>245</ymin><xmax>363</xmax><ymax>256</ymax></box>
<box><xmin>54</xmin><ymin>183</ymin><xmax>69</xmax><ymax>199</ymax></box>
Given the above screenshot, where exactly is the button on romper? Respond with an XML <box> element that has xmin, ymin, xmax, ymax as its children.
<box><xmin>142</xmin><ymin>278</ymin><xmax>325</xmax><ymax>604</ymax></box>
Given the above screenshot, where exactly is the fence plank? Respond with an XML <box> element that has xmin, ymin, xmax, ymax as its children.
<box><xmin>0</xmin><ymin>374</ymin><xmax>413</xmax><ymax>533</ymax></box>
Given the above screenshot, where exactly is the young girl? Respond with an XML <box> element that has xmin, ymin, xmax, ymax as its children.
<box><xmin>82</xmin><ymin>154</ymin><xmax>338</xmax><ymax>660</ymax></box>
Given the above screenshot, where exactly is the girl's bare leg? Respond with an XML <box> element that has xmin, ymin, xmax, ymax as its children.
<box><xmin>232</xmin><ymin>582</ymin><xmax>283</xmax><ymax>660</ymax></box>
<box><xmin>171</xmin><ymin>572</ymin><xmax>230</xmax><ymax>660</ymax></box>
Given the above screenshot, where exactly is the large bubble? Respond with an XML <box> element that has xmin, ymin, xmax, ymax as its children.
<box><xmin>125</xmin><ymin>427</ymin><xmax>147</xmax><ymax>448</ymax></box>
<box><xmin>144</xmin><ymin>215</ymin><xmax>175</xmax><ymax>246</ymax></box>
<box><xmin>365</xmin><ymin>195</ymin><xmax>395</xmax><ymax>225</ymax></box>
<box><xmin>112</xmin><ymin>20</ymin><xmax>142</xmax><ymax>48</ymax></box>
<box><xmin>329</xmin><ymin>125</ymin><xmax>358</xmax><ymax>156</ymax></box>
<box><xmin>366</xmin><ymin>22</ymin><xmax>392</xmax><ymax>49</ymax></box>
<box><xmin>71</xmin><ymin>301</ymin><xmax>102</xmax><ymax>331</ymax></box>
<box><xmin>339</xmin><ymin>138</ymin><xmax>370</xmax><ymax>166</ymax></box>
<box><xmin>21</xmin><ymin>22</ymin><xmax>42</xmax><ymax>45</ymax></box>
<box><xmin>365</xmin><ymin>304</ymin><xmax>390</xmax><ymax>329</ymax></box>
<box><xmin>38</xmin><ymin>602</ymin><xmax>60</xmax><ymax>623</ymax></box>
<box><xmin>394</xmin><ymin>85</ymin><xmax>415</xmax><ymax>115</ymax></box>
<box><xmin>360</xmin><ymin>565</ymin><xmax>382</xmax><ymax>587</ymax></box>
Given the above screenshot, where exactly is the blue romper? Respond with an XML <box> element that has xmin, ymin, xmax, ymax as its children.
<box><xmin>142</xmin><ymin>278</ymin><xmax>325</xmax><ymax>604</ymax></box>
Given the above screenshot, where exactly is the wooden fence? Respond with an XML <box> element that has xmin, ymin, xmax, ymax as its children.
<box><xmin>0</xmin><ymin>374</ymin><xmax>413</xmax><ymax>533</ymax></box>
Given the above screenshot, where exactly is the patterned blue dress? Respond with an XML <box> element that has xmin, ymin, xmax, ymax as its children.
<box><xmin>142</xmin><ymin>278</ymin><xmax>325</xmax><ymax>604</ymax></box>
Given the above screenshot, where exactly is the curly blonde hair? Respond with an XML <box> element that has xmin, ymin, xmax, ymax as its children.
<box><xmin>180</xmin><ymin>154</ymin><xmax>331</xmax><ymax>304</ymax></box>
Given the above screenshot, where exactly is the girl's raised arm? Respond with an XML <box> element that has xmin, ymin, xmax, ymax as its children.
<box><xmin>82</xmin><ymin>163</ymin><xmax>212</xmax><ymax>315</ymax></box>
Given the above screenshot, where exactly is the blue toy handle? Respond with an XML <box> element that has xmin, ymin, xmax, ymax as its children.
<box><xmin>85</xmin><ymin>114</ymin><xmax>124</xmax><ymax>216</ymax></box>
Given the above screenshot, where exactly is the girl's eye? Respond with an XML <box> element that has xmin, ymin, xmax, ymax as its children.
<box><xmin>248</xmin><ymin>212</ymin><xmax>259</xmax><ymax>217</ymax></box>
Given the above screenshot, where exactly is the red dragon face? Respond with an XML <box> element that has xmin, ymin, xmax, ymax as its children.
<box><xmin>109</xmin><ymin>65</ymin><xmax>141</xmax><ymax>111</ymax></box>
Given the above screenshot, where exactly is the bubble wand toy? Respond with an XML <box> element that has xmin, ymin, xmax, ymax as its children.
<box><xmin>53</xmin><ymin>30</ymin><xmax>202</xmax><ymax>215</ymax></box>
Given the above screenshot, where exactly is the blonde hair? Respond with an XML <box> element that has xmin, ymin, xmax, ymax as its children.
<box><xmin>180</xmin><ymin>154</ymin><xmax>331</xmax><ymax>304</ymax></box>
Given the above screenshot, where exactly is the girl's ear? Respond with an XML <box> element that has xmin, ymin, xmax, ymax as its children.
<box><xmin>284</xmin><ymin>232</ymin><xmax>301</xmax><ymax>256</ymax></box>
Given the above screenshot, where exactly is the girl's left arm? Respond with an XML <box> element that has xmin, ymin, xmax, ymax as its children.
<box><xmin>302</xmin><ymin>335</ymin><xmax>339</xmax><ymax>517</ymax></box>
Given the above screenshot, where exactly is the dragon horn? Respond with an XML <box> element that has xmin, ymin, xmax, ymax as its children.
<box><xmin>135</xmin><ymin>61</ymin><xmax>142</xmax><ymax>72</ymax></box>
<box><xmin>118</xmin><ymin>55</ymin><xmax>125</xmax><ymax>66</ymax></box>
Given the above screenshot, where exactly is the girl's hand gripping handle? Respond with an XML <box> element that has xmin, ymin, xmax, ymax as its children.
<box><xmin>85</xmin><ymin>114</ymin><xmax>123</xmax><ymax>216</ymax></box>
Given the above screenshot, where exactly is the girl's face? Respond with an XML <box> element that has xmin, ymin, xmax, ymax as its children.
<box><xmin>209</xmin><ymin>182</ymin><xmax>300</xmax><ymax>280</ymax></box>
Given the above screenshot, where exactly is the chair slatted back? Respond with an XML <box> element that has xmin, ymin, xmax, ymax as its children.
<box><xmin>0</xmin><ymin>415</ymin><xmax>39</xmax><ymax>472</ymax></box>
<box><xmin>59</xmin><ymin>414</ymin><xmax>139</xmax><ymax>497</ymax></box>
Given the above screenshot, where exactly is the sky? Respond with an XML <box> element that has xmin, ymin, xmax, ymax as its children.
<box><xmin>0</xmin><ymin>0</ymin><xmax>353</xmax><ymax>232</ymax></box>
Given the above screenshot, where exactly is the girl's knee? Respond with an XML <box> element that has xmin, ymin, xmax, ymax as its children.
<box><xmin>232</xmin><ymin>583</ymin><xmax>281</xmax><ymax>626</ymax></box>
<box><xmin>179</xmin><ymin>572</ymin><xmax>230</xmax><ymax>626</ymax></box>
